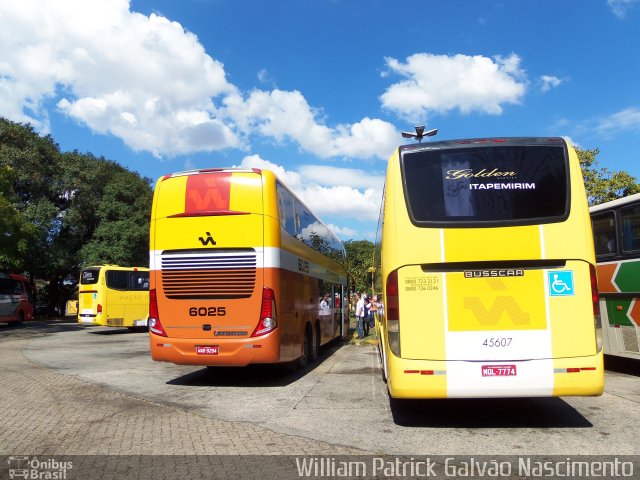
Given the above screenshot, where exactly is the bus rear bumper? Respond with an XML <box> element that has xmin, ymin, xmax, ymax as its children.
<box><xmin>387</xmin><ymin>351</ymin><xmax>604</xmax><ymax>399</ymax></box>
<box><xmin>149</xmin><ymin>329</ymin><xmax>281</xmax><ymax>366</ymax></box>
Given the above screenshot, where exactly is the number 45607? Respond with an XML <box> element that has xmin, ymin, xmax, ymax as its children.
<box><xmin>482</xmin><ymin>337</ymin><xmax>512</xmax><ymax>348</ymax></box>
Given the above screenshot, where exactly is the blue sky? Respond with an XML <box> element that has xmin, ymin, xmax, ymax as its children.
<box><xmin>2</xmin><ymin>0</ymin><xmax>640</xmax><ymax>241</ymax></box>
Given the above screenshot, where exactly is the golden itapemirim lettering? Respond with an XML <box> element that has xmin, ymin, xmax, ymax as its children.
<box><xmin>445</xmin><ymin>168</ymin><xmax>517</xmax><ymax>180</ymax></box>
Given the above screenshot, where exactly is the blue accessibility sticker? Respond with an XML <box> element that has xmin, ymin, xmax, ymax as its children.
<box><xmin>548</xmin><ymin>270</ymin><xmax>574</xmax><ymax>296</ymax></box>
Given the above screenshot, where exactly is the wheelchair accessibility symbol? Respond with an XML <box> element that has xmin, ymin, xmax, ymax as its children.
<box><xmin>548</xmin><ymin>271</ymin><xmax>574</xmax><ymax>296</ymax></box>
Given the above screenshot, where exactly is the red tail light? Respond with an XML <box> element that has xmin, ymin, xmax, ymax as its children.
<box><xmin>148</xmin><ymin>288</ymin><xmax>167</xmax><ymax>337</ymax></box>
<box><xmin>386</xmin><ymin>270</ymin><xmax>401</xmax><ymax>356</ymax></box>
<box><xmin>386</xmin><ymin>270</ymin><xmax>399</xmax><ymax>321</ymax></box>
<box><xmin>252</xmin><ymin>287</ymin><xmax>277</xmax><ymax>337</ymax></box>
<box><xmin>97</xmin><ymin>304</ymin><xmax>102</xmax><ymax>314</ymax></box>
<box><xmin>589</xmin><ymin>264</ymin><xmax>600</xmax><ymax>316</ymax></box>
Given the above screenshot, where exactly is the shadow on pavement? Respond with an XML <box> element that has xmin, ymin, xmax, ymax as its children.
<box><xmin>166</xmin><ymin>337</ymin><xmax>347</xmax><ymax>388</ymax></box>
<box><xmin>0</xmin><ymin>317</ymin><xmax>83</xmax><ymax>339</ymax></box>
<box><xmin>389</xmin><ymin>396</ymin><xmax>592</xmax><ymax>428</ymax></box>
<box><xmin>605</xmin><ymin>354</ymin><xmax>640</xmax><ymax>377</ymax></box>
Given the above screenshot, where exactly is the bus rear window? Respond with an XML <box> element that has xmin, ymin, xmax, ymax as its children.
<box><xmin>81</xmin><ymin>269</ymin><xmax>100</xmax><ymax>284</ymax></box>
<box><xmin>401</xmin><ymin>144</ymin><xmax>569</xmax><ymax>226</ymax></box>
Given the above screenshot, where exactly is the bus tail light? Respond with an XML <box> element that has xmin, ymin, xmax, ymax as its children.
<box><xmin>386</xmin><ymin>270</ymin><xmax>400</xmax><ymax>357</ymax></box>
<box><xmin>590</xmin><ymin>265</ymin><xmax>602</xmax><ymax>352</ymax></box>
<box><xmin>97</xmin><ymin>304</ymin><xmax>102</xmax><ymax>314</ymax></box>
<box><xmin>148</xmin><ymin>289</ymin><xmax>167</xmax><ymax>337</ymax></box>
<box><xmin>252</xmin><ymin>287</ymin><xmax>277</xmax><ymax>337</ymax></box>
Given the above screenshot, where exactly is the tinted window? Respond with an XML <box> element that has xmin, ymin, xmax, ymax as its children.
<box><xmin>592</xmin><ymin>212</ymin><xmax>617</xmax><ymax>257</ymax></box>
<box><xmin>0</xmin><ymin>279</ymin><xmax>22</xmax><ymax>295</ymax></box>
<box><xmin>80</xmin><ymin>269</ymin><xmax>100</xmax><ymax>284</ymax></box>
<box><xmin>130</xmin><ymin>272</ymin><xmax>149</xmax><ymax>291</ymax></box>
<box><xmin>621</xmin><ymin>204</ymin><xmax>640</xmax><ymax>252</ymax></box>
<box><xmin>276</xmin><ymin>183</ymin><xmax>297</xmax><ymax>236</ymax></box>
<box><xmin>402</xmin><ymin>145</ymin><xmax>568</xmax><ymax>225</ymax></box>
<box><xmin>106</xmin><ymin>270</ymin><xmax>129</xmax><ymax>290</ymax></box>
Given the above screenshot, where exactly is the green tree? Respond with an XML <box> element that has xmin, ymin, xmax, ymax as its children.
<box><xmin>0</xmin><ymin>117</ymin><xmax>153</xmax><ymax>312</ymax></box>
<box><xmin>344</xmin><ymin>239</ymin><xmax>374</xmax><ymax>293</ymax></box>
<box><xmin>577</xmin><ymin>147</ymin><xmax>640</xmax><ymax>205</ymax></box>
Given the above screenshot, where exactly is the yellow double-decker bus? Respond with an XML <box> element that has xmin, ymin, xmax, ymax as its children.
<box><xmin>78</xmin><ymin>265</ymin><xmax>149</xmax><ymax>329</ymax></box>
<box><xmin>374</xmin><ymin>137</ymin><xmax>604</xmax><ymax>398</ymax></box>
<box><xmin>148</xmin><ymin>168</ymin><xmax>348</xmax><ymax>368</ymax></box>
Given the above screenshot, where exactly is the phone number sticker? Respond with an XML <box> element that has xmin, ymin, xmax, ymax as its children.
<box><xmin>404</xmin><ymin>275</ymin><xmax>440</xmax><ymax>292</ymax></box>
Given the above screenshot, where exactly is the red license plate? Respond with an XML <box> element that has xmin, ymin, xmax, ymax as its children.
<box><xmin>196</xmin><ymin>345</ymin><xmax>219</xmax><ymax>355</ymax></box>
<box><xmin>482</xmin><ymin>364</ymin><xmax>517</xmax><ymax>377</ymax></box>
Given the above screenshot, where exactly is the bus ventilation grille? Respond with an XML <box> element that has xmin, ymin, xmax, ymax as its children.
<box><xmin>160</xmin><ymin>251</ymin><xmax>256</xmax><ymax>299</ymax></box>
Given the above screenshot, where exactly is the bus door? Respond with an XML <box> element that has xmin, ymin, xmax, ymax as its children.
<box><xmin>104</xmin><ymin>269</ymin><xmax>126</xmax><ymax>326</ymax></box>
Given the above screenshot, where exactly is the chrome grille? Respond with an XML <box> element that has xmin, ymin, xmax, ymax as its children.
<box><xmin>161</xmin><ymin>250</ymin><xmax>256</xmax><ymax>299</ymax></box>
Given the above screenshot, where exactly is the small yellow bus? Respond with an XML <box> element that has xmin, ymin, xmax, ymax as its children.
<box><xmin>77</xmin><ymin>265</ymin><xmax>149</xmax><ymax>329</ymax></box>
<box><xmin>374</xmin><ymin>137</ymin><xmax>604</xmax><ymax>398</ymax></box>
<box><xmin>148</xmin><ymin>168</ymin><xmax>348</xmax><ymax>368</ymax></box>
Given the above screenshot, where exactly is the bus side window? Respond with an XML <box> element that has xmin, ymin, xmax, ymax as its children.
<box><xmin>592</xmin><ymin>211</ymin><xmax>616</xmax><ymax>256</ymax></box>
<box><xmin>621</xmin><ymin>205</ymin><xmax>640</xmax><ymax>252</ymax></box>
<box><xmin>106</xmin><ymin>270</ymin><xmax>128</xmax><ymax>290</ymax></box>
<box><xmin>277</xmin><ymin>183</ymin><xmax>297</xmax><ymax>236</ymax></box>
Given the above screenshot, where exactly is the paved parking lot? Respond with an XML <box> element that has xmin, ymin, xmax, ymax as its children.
<box><xmin>0</xmin><ymin>320</ymin><xmax>365</xmax><ymax>456</ymax></box>
<box><xmin>2</xmin><ymin>318</ymin><xmax>640</xmax><ymax>461</ymax></box>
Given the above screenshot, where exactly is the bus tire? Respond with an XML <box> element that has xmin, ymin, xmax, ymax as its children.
<box><xmin>310</xmin><ymin>322</ymin><xmax>320</xmax><ymax>362</ymax></box>
<box><xmin>15</xmin><ymin>311</ymin><xmax>25</xmax><ymax>325</ymax></box>
<box><xmin>297</xmin><ymin>324</ymin><xmax>312</xmax><ymax>369</ymax></box>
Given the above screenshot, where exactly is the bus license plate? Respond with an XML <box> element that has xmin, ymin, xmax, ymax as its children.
<box><xmin>482</xmin><ymin>364</ymin><xmax>517</xmax><ymax>377</ymax></box>
<box><xmin>196</xmin><ymin>345</ymin><xmax>219</xmax><ymax>355</ymax></box>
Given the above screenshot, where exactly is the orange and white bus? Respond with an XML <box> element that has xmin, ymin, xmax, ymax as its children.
<box><xmin>148</xmin><ymin>168</ymin><xmax>348</xmax><ymax>368</ymax></box>
<box><xmin>374</xmin><ymin>137</ymin><xmax>604</xmax><ymax>398</ymax></box>
<box><xmin>0</xmin><ymin>273</ymin><xmax>34</xmax><ymax>324</ymax></box>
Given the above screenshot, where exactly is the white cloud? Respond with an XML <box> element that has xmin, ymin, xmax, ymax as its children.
<box><xmin>236</xmin><ymin>154</ymin><xmax>303</xmax><ymax>189</ymax></box>
<box><xmin>326</xmin><ymin>223</ymin><xmax>357</xmax><ymax>238</ymax></box>
<box><xmin>380</xmin><ymin>53</ymin><xmax>527</xmax><ymax>120</ymax></box>
<box><xmin>297</xmin><ymin>165</ymin><xmax>385</xmax><ymax>190</ymax></box>
<box><xmin>608</xmin><ymin>0</ymin><xmax>639</xmax><ymax>18</ymax></box>
<box><xmin>0</xmin><ymin>1</ymin><xmax>399</xmax><ymax>161</ymax></box>
<box><xmin>595</xmin><ymin>107</ymin><xmax>640</xmax><ymax>135</ymax></box>
<box><xmin>0</xmin><ymin>1</ymin><xmax>239</xmax><ymax>157</ymax></box>
<box><xmin>237</xmin><ymin>154</ymin><xmax>383</xmax><ymax>222</ymax></box>
<box><xmin>562</xmin><ymin>136</ymin><xmax>581</xmax><ymax>149</ymax></box>
<box><xmin>539</xmin><ymin>75</ymin><xmax>563</xmax><ymax>92</ymax></box>
<box><xmin>301</xmin><ymin>184</ymin><xmax>382</xmax><ymax>221</ymax></box>
<box><xmin>223</xmin><ymin>89</ymin><xmax>398</xmax><ymax>159</ymax></box>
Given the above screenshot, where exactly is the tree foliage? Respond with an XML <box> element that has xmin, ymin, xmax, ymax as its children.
<box><xmin>0</xmin><ymin>118</ymin><xmax>152</xmax><ymax>311</ymax></box>
<box><xmin>576</xmin><ymin>147</ymin><xmax>640</xmax><ymax>205</ymax></box>
<box><xmin>343</xmin><ymin>239</ymin><xmax>374</xmax><ymax>293</ymax></box>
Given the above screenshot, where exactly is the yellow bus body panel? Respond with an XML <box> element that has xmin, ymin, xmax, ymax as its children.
<box><xmin>77</xmin><ymin>265</ymin><xmax>149</xmax><ymax>328</ymax></box>
<box><xmin>379</xmin><ymin>140</ymin><xmax>604</xmax><ymax>399</ymax></box>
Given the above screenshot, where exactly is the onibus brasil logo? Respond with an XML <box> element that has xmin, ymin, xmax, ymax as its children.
<box><xmin>8</xmin><ymin>456</ymin><xmax>73</xmax><ymax>479</ymax></box>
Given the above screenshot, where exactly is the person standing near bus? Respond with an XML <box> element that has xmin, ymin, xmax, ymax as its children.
<box><xmin>354</xmin><ymin>293</ymin><xmax>365</xmax><ymax>339</ymax></box>
<box><xmin>368</xmin><ymin>295</ymin><xmax>378</xmax><ymax>329</ymax></box>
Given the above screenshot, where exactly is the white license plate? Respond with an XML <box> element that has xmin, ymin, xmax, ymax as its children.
<box><xmin>482</xmin><ymin>364</ymin><xmax>517</xmax><ymax>377</ymax></box>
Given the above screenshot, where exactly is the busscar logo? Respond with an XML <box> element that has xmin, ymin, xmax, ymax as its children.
<box><xmin>464</xmin><ymin>269</ymin><xmax>524</xmax><ymax>278</ymax></box>
<box><xmin>198</xmin><ymin>232</ymin><xmax>216</xmax><ymax>246</ymax></box>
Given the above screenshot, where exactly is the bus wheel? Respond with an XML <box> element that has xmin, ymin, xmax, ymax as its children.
<box><xmin>310</xmin><ymin>322</ymin><xmax>320</xmax><ymax>362</ymax></box>
<box><xmin>15</xmin><ymin>311</ymin><xmax>25</xmax><ymax>325</ymax></box>
<box><xmin>297</xmin><ymin>324</ymin><xmax>312</xmax><ymax>368</ymax></box>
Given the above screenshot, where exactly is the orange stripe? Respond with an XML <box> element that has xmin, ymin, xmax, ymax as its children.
<box><xmin>595</xmin><ymin>263</ymin><xmax>619</xmax><ymax>293</ymax></box>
